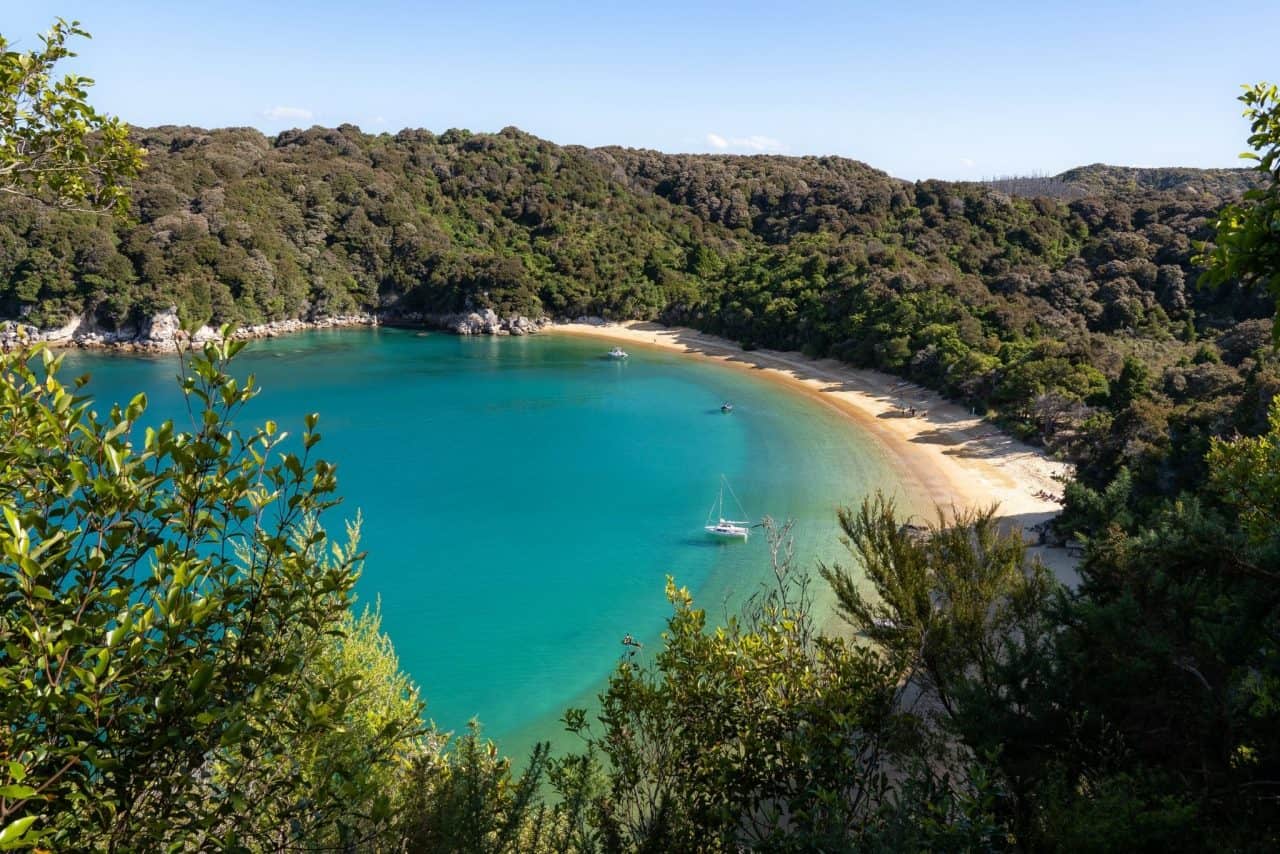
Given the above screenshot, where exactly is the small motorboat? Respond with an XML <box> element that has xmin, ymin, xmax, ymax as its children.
<box><xmin>608</xmin><ymin>346</ymin><xmax>629</xmax><ymax>359</ymax></box>
<box><xmin>720</xmin><ymin>402</ymin><xmax>734</xmax><ymax>413</ymax></box>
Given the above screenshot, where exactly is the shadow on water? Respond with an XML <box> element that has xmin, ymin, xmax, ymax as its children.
<box><xmin>678</xmin><ymin>536</ymin><xmax>721</xmax><ymax>549</ymax></box>
<box><xmin>677</xmin><ymin>536</ymin><xmax>755</xmax><ymax>550</ymax></box>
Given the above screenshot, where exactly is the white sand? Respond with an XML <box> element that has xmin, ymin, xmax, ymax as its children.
<box><xmin>549</xmin><ymin>321</ymin><xmax>1080</xmax><ymax>584</ymax></box>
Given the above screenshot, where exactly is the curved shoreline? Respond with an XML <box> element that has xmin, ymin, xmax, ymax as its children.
<box><xmin>31</xmin><ymin>312</ymin><xmax>1079</xmax><ymax>583</ymax></box>
<box><xmin>547</xmin><ymin>321</ymin><xmax>1080</xmax><ymax>584</ymax></box>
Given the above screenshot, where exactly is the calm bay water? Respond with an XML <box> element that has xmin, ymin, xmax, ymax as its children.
<box><xmin>61</xmin><ymin>329</ymin><xmax>905</xmax><ymax>749</ymax></box>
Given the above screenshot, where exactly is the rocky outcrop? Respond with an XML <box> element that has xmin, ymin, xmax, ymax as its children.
<box><xmin>141</xmin><ymin>306</ymin><xmax>183</xmax><ymax>347</ymax></box>
<box><xmin>506</xmin><ymin>315</ymin><xmax>541</xmax><ymax>335</ymax></box>
<box><xmin>0</xmin><ymin>321</ymin><xmax>41</xmax><ymax>349</ymax></box>
<box><xmin>3</xmin><ymin>313</ymin><xmax>144</xmax><ymax>349</ymax></box>
<box><xmin>1</xmin><ymin>307</ymin><xmax>549</xmax><ymax>351</ymax></box>
<box><xmin>433</xmin><ymin>309</ymin><xmax>548</xmax><ymax>336</ymax></box>
<box><xmin>228</xmin><ymin>313</ymin><xmax>380</xmax><ymax>342</ymax></box>
<box><xmin>0</xmin><ymin>309</ymin><xmax>382</xmax><ymax>352</ymax></box>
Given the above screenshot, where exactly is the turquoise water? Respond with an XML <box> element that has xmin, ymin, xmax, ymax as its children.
<box><xmin>60</xmin><ymin>329</ymin><xmax>906</xmax><ymax>749</ymax></box>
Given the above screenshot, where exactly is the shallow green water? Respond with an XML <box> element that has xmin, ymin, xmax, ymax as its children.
<box><xmin>61</xmin><ymin>329</ymin><xmax>908</xmax><ymax>748</ymax></box>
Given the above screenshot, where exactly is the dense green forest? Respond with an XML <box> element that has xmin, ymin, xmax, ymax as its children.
<box><xmin>2</xmin><ymin>121</ymin><xmax>1275</xmax><ymax>504</ymax></box>
<box><xmin>4</xmin><ymin>19</ymin><xmax>1280</xmax><ymax>853</ymax></box>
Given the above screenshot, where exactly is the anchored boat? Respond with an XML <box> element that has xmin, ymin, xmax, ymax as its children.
<box><xmin>608</xmin><ymin>346</ymin><xmax>629</xmax><ymax>359</ymax></box>
<box><xmin>704</xmin><ymin>475</ymin><xmax>751</xmax><ymax>540</ymax></box>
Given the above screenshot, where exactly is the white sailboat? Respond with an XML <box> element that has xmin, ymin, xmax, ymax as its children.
<box><xmin>704</xmin><ymin>475</ymin><xmax>751</xmax><ymax>540</ymax></box>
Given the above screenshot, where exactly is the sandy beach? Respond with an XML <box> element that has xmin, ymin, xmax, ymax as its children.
<box><xmin>549</xmin><ymin>320</ymin><xmax>1079</xmax><ymax>584</ymax></box>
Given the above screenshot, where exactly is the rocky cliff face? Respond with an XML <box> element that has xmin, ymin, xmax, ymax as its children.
<box><xmin>435</xmin><ymin>309</ymin><xmax>546</xmax><ymax>335</ymax></box>
<box><xmin>2</xmin><ymin>307</ymin><xmax>207</xmax><ymax>351</ymax></box>
<box><xmin>0</xmin><ymin>307</ymin><xmax>549</xmax><ymax>351</ymax></box>
<box><xmin>140</xmin><ymin>306</ymin><xmax>183</xmax><ymax>346</ymax></box>
<box><xmin>1</xmin><ymin>313</ymin><xmax>142</xmax><ymax>349</ymax></box>
<box><xmin>2</xmin><ymin>309</ymin><xmax>382</xmax><ymax>351</ymax></box>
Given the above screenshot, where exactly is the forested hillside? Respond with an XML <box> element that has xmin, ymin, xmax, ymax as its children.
<box><xmin>2</xmin><ymin>124</ymin><xmax>1274</xmax><ymax>503</ymax></box>
<box><xmin>2</xmin><ymin>124</ymin><xmax>1265</xmax><ymax>337</ymax></box>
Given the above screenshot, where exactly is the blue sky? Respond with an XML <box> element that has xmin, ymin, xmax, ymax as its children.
<box><xmin>8</xmin><ymin>1</ymin><xmax>1275</xmax><ymax>179</ymax></box>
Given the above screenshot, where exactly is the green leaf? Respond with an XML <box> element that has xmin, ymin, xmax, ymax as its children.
<box><xmin>0</xmin><ymin>816</ymin><xmax>38</xmax><ymax>846</ymax></box>
<box><xmin>188</xmin><ymin>663</ymin><xmax>213</xmax><ymax>697</ymax></box>
<box><xmin>0</xmin><ymin>785</ymin><xmax>37</xmax><ymax>800</ymax></box>
<box><xmin>103</xmin><ymin>443</ymin><xmax>121</xmax><ymax>475</ymax></box>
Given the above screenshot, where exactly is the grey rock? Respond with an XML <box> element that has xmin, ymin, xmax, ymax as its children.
<box><xmin>437</xmin><ymin>309</ymin><xmax>545</xmax><ymax>336</ymax></box>
<box><xmin>141</xmin><ymin>306</ymin><xmax>182</xmax><ymax>346</ymax></box>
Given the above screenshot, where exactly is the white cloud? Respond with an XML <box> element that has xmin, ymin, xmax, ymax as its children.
<box><xmin>262</xmin><ymin>105</ymin><xmax>313</xmax><ymax>122</ymax></box>
<box><xmin>737</xmin><ymin>135</ymin><xmax>785</xmax><ymax>152</ymax></box>
<box><xmin>705</xmin><ymin>133</ymin><xmax>786</xmax><ymax>153</ymax></box>
<box><xmin>959</xmin><ymin>157</ymin><xmax>976</xmax><ymax>168</ymax></box>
